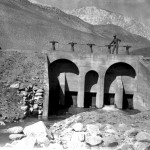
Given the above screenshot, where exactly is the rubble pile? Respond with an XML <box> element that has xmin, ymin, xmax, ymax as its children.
<box><xmin>10</xmin><ymin>83</ymin><xmax>44</xmax><ymax>118</ymax></box>
<box><xmin>3</xmin><ymin>115</ymin><xmax>150</xmax><ymax>150</ymax></box>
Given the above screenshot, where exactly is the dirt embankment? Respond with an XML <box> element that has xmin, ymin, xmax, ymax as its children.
<box><xmin>0</xmin><ymin>50</ymin><xmax>46</xmax><ymax>122</ymax></box>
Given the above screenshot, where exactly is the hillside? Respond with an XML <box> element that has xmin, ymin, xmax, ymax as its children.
<box><xmin>65</xmin><ymin>6</ymin><xmax>150</xmax><ymax>41</ymax></box>
<box><xmin>0</xmin><ymin>0</ymin><xmax>149</xmax><ymax>52</ymax></box>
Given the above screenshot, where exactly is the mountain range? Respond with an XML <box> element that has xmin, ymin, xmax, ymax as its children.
<box><xmin>0</xmin><ymin>0</ymin><xmax>150</xmax><ymax>53</ymax></box>
<box><xmin>65</xmin><ymin>6</ymin><xmax>150</xmax><ymax>41</ymax></box>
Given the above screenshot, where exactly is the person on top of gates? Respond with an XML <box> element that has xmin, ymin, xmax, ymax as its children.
<box><xmin>109</xmin><ymin>35</ymin><xmax>121</xmax><ymax>54</ymax></box>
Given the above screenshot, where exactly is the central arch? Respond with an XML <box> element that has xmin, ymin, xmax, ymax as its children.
<box><xmin>48</xmin><ymin>59</ymin><xmax>79</xmax><ymax>115</ymax></box>
<box><xmin>84</xmin><ymin>71</ymin><xmax>99</xmax><ymax>108</ymax></box>
<box><xmin>104</xmin><ymin>62</ymin><xmax>136</xmax><ymax>109</ymax></box>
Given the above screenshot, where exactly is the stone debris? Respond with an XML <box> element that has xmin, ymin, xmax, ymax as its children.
<box><xmin>23</xmin><ymin>121</ymin><xmax>48</xmax><ymax>137</ymax></box>
<box><xmin>11</xmin><ymin>83</ymin><xmax>45</xmax><ymax>118</ymax></box>
<box><xmin>10</xmin><ymin>83</ymin><xmax>20</xmax><ymax>89</ymax></box>
<box><xmin>3</xmin><ymin>114</ymin><xmax>150</xmax><ymax>149</ymax></box>
<box><xmin>102</xmin><ymin>136</ymin><xmax>118</xmax><ymax>147</ymax></box>
<box><xmin>0</xmin><ymin>121</ymin><xmax>5</xmax><ymax>126</ymax></box>
<box><xmin>6</xmin><ymin>126</ymin><xmax>23</xmax><ymax>134</ymax></box>
<box><xmin>8</xmin><ymin>82</ymin><xmax>44</xmax><ymax>120</ymax></box>
<box><xmin>134</xmin><ymin>141</ymin><xmax>150</xmax><ymax>150</ymax></box>
<box><xmin>72</xmin><ymin>122</ymin><xmax>84</xmax><ymax>132</ymax></box>
<box><xmin>135</xmin><ymin>132</ymin><xmax>150</xmax><ymax>142</ymax></box>
<box><xmin>9</xmin><ymin>134</ymin><xmax>25</xmax><ymax>140</ymax></box>
<box><xmin>85</xmin><ymin>135</ymin><xmax>103</xmax><ymax>146</ymax></box>
<box><xmin>86</xmin><ymin>124</ymin><xmax>101</xmax><ymax>136</ymax></box>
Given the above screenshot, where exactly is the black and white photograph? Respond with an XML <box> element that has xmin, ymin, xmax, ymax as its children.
<box><xmin>0</xmin><ymin>0</ymin><xmax>150</xmax><ymax>149</ymax></box>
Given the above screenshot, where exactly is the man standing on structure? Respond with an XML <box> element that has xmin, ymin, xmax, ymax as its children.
<box><xmin>109</xmin><ymin>35</ymin><xmax>121</xmax><ymax>54</ymax></box>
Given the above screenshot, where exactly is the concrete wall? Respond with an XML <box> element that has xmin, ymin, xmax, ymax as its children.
<box><xmin>42</xmin><ymin>50</ymin><xmax>150</xmax><ymax>118</ymax></box>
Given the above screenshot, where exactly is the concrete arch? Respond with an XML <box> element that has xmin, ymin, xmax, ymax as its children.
<box><xmin>48</xmin><ymin>52</ymin><xmax>80</xmax><ymax>72</ymax></box>
<box><xmin>48</xmin><ymin>58</ymin><xmax>79</xmax><ymax>115</ymax></box>
<box><xmin>104</xmin><ymin>62</ymin><xmax>136</xmax><ymax>109</ymax></box>
<box><xmin>84</xmin><ymin>70</ymin><xmax>99</xmax><ymax>108</ymax></box>
<box><xmin>106</xmin><ymin>60</ymin><xmax>137</xmax><ymax>75</ymax></box>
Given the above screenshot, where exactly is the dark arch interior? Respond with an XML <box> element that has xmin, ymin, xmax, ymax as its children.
<box><xmin>104</xmin><ymin>63</ymin><xmax>136</xmax><ymax>109</ymax></box>
<box><xmin>84</xmin><ymin>71</ymin><xmax>98</xmax><ymax>108</ymax></box>
<box><xmin>48</xmin><ymin>59</ymin><xmax>79</xmax><ymax>115</ymax></box>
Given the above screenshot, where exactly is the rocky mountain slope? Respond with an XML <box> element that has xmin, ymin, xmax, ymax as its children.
<box><xmin>0</xmin><ymin>0</ymin><xmax>150</xmax><ymax>52</ymax></box>
<box><xmin>65</xmin><ymin>6</ymin><xmax>150</xmax><ymax>41</ymax></box>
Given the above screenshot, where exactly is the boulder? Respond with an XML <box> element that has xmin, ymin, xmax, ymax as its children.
<box><xmin>119</xmin><ymin>144</ymin><xmax>134</xmax><ymax>150</ymax></box>
<box><xmin>36</xmin><ymin>89</ymin><xmax>44</xmax><ymax>93</ymax></box>
<box><xmin>21</xmin><ymin>91</ymin><xmax>28</xmax><ymax>96</ymax></box>
<box><xmin>33</xmin><ymin>104</ymin><xmax>38</xmax><ymax>110</ymax></box>
<box><xmin>7</xmin><ymin>126</ymin><xmax>23</xmax><ymax>134</ymax></box>
<box><xmin>85</xmin><ymin>135</ymin><xmax>102</xmax><ymax>146</ymax></box>
<box><xmin>10</xmin><ymin>83</ymin><xmax>20</xmax><ymax>89</ymax></box>
<box><xmin>23</xmin><ymin>121</ymin><xmax>48</xmax><ymax>137</ymax></box>
<box><xmin>86</xmin><ymin>124</ymin><xmax>101</xmax><ymax>136</ymax></box>
<box><xmin>102</xmin><ymin>136</ymin><xmax>118</xmax><ymax>147</ymax></box>
<box><xmin>71</xmin><ymin>132</ymin><xmax>85</xmax><ymax>142</ymax></box>
<box><xmin>105</xmin><ymin>129</ymin><xmax>117</xmax><ymax>134</ymax></box>
<box><xmin>13</xmin><ymin>136</ymin><xmax>36</xmax><ymax>148</ymax></box>
<box><xmin>34</xmin><ymin>96</ymin><xmax>43</xmax><ymax>100</ymax></box>
<box><xmin>21</xmin><ymin>105</ymin><xmax>28</xmax><ymax>111</ymax></box>
<box><xmin>36</xmin><ymin>136</ymin><xmax>50</xmax><ymax>147</ymax></box>
<box><xmin>9</xmin><ymin>134</ymin><xmax>25</xmax><ymax>140</ymax></box>
<box><xmin>124</xmin><ymin>128</ymin><xmax>139</xmax><ymax>137</ymax></box>
<box><xmin>72</xmin><ymin>123</ymin><xmax>84</xmax><ymax>132</ymax></box>
<box><xmin>0</xmin><ymin>121</ymin><xmax>5</xmax><ymax>126</ymax></box>
<box><xmin>135</xmin><ymin>132</ymin><xmax>150</xmax><ymax>142</ymax></box>
<box><xmin>134</xmin><ymin>141</ymin><xmax>150</xmax><ymax>150</ymax></box>
<box><xmin>35</xmin><ymin>93</ymin><xmax>43</xmax><ymax>96</ymax></box>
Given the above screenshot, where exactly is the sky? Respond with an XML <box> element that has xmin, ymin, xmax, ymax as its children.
<box><xmin>31</xmin><ymin>0</ymin><xmax>150</xmax><ymax>26</ymax></box>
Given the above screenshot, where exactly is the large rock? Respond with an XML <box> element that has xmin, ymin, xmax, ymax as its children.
<box><xmin>10</xmin><ymin>83</ymin><xmax>20</xmax><ymax>89</ymax></box>
<box><xmin>72</xmin><ymin>123</ymin><xmax>84</xmax><ymax>132</ymax></box>
<box><xmin>102</xmin><ymin>136</ymin><xmax>118</xmax><ymax>147</ymax></box>
<box><xmin>36</xmin><ymin>89</ymin><xmax>44</xmax><ymax>93</ymax></box>
<box><xmin>9</xmin><ymin>134</ymin><xmax>25</xmax><ymax>140</ymax></box>
<box><xmin>34</xmin><ymin>96</ymin><xmax>43</xmax><ymax>100</ymax></box>
<box><xmin>33</xmin><ymin>104</ymin><xmax>38</xmax><ymax>110</ymax></box>
<box><xmin>35</xmin><ymin>93</ymin><xmax>43</xmax><ymax>96</ymax></box>
<box><xmin>0</xmin><ymin>121</ymin><xmax>5</xmax><ymax>126</ymax></box>
<box><xmin>71</xmin><ymin>132</ymin><xmax>85</xmax><ymax>142</ymax></box>
<box><xmin>124</xmin><ymin>128</ymin><xmax>139</xmax><ymax>137</ymax></box>
<box><xmin>21</xmin><ymin>91</ymin><xmax>28</xmax><ymax>96</ymax></box>
<box><xmin>13</xmin><ymin>136</ymin><xmax>36</xmax><ymax>148</ymax></box>
<box><xmin>85</xmin><ymin>135</ymin><xmax>102</xmax><ymax>146</ymax></box>
<box><xmin>86</xmin><ymin>124</ymin><xmax>101</xmax><ymax>136</ymax></box>
<box><xmin>36</xmin><ymin>136</ymin><xmax>50</xmax><ymax>147</ymax></box>
<box><xmin>23</xmin><ymin>121</ymin><xmax>48</xmax><ymax>137</ymax></box>
<box><xmin>119</xmin><ymin>144</ymin><xmax>134</xmax><ymax>150</ymax></box>
<box><xmin>135</xmin><ymin>132</ymin><xmax>150</xmax><ymax>142</ymax></box>
<box><xmin>105</xmin><ymin>128</ymin><xmax>117</xmax><ymax>134</ymax></box>
<box><xmin>134</xmin><ymin>141</ymin><xmax>150</xmax><ymax>150</ymax></box>
<box><xmin>7</xmin><ymin>126</ymin><xmax>23</xmax><ymax>134</ymax></box>
<box><xmin>21</xmin><ymin>105</ymin><xmax>28</xmax><ymax>111</ymax></box>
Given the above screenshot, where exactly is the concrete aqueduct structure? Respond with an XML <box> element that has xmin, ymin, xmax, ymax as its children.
<box><xmin>42</xmin><ymin>44</ymin><xmax>150</xmax><ymax>119</ymax></box>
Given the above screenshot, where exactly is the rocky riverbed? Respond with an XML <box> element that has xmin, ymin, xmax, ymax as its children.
<box><xmin>1</xmin><ymin>109</ymin><xmax>150</xmax><ymax>149</ymax></box>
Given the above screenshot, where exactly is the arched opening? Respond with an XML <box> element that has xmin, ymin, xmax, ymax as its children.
<box><xmin>48</xmin><ymin>59</ymin><xmax>79</xmax><ymax>115</ymax></box>
<box><xmin>84</xmin><ymin>71</ymin><xmax>99</xmax><ymax>108</ymax></box>
<box><xmin>104</xmin><ymin>62</ymin><xmax>136</xmax><ymax>109</ymax></box>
